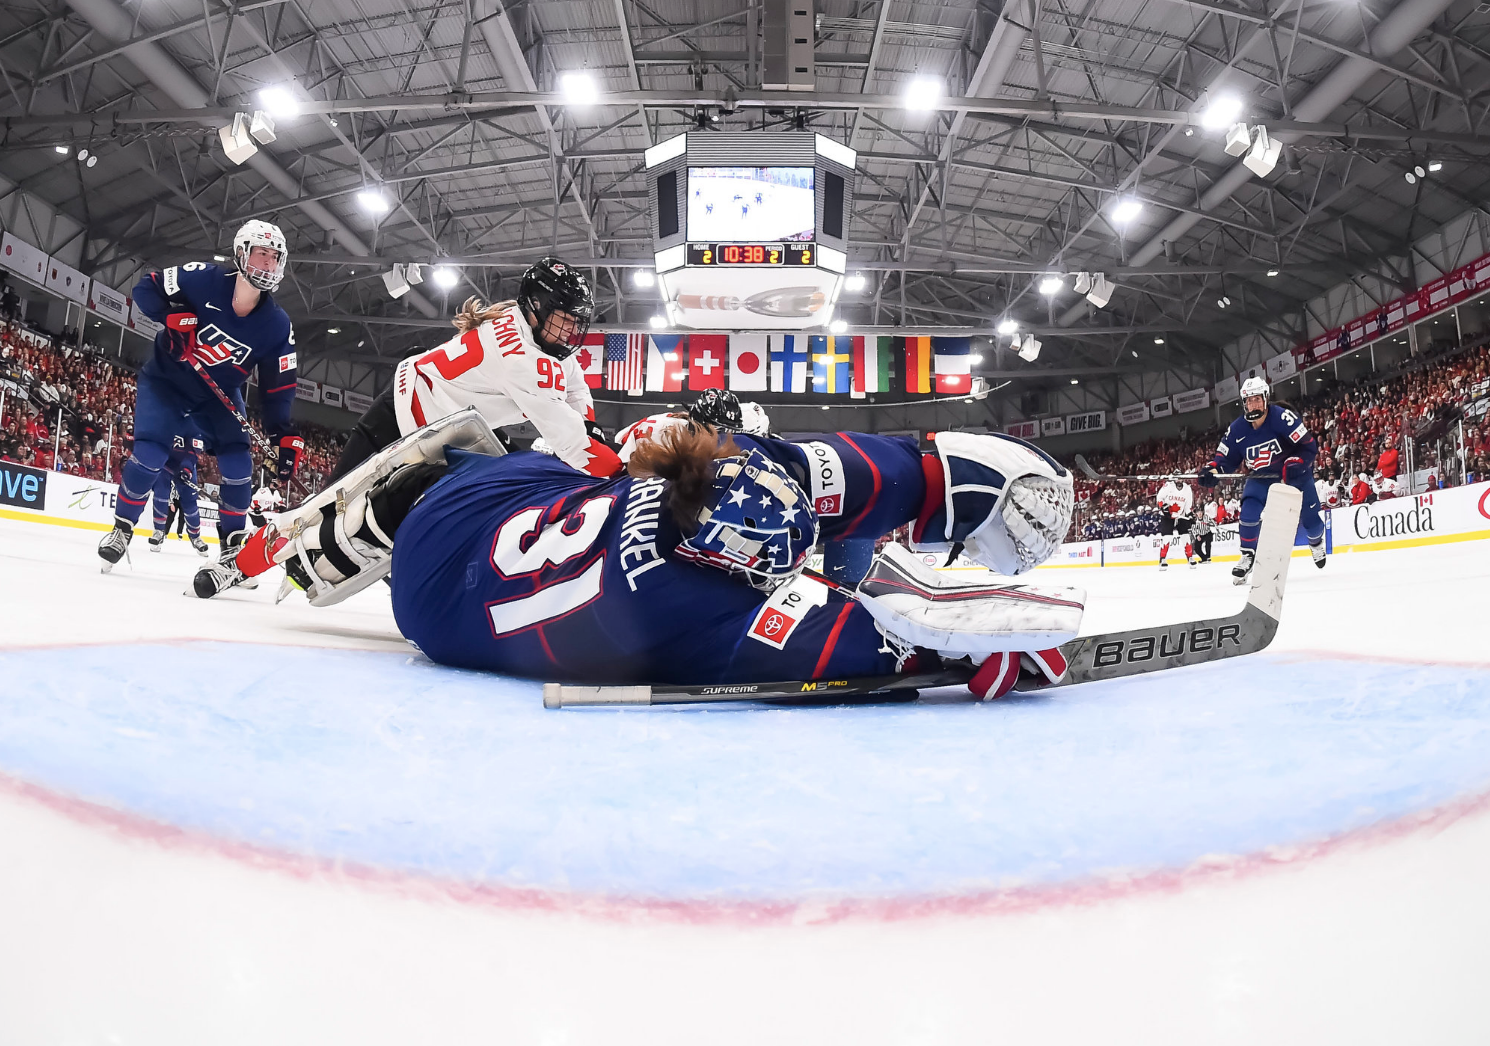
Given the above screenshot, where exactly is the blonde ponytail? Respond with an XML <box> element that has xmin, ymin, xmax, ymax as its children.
<box><xmin>451</xmin><ymin>296</ymin><xmax>519</xmax><ymax>333</ymax></box>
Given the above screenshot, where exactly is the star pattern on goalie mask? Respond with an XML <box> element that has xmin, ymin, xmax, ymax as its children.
<box><xmin>727</xmin><ymin>488</ymin><xmax>750</xmax><ymax>506</ymax></box>
<box><xmin>779</xmin><ymin>505</ymin><xmax>799</xmax><ymax>523</ymax></box>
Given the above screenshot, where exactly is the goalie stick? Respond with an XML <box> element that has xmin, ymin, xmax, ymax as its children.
<box><xmin>1074</xmin><ymin>453</ymin><xmax>1245</xmax><ymax>483</ymax></box>
<box><xmin>541</xmin><ymin>484</ymin><xmax>1301</xmax><ymax>708</ymax></box>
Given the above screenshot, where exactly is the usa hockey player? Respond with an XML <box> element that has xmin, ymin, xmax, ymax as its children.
<box><xmin>1199</xmin><ymin>375</ymin><xmax>1326</xmax><ymax>583</ymax></box>
<box><xmin>98</xmin><ymin>220</ymin><xmax>301</xmax><ymax>573</ymax></box>
<box><xmin>1155</xmin><ymin>477</ymin><xmax>1196</xmax><ymax>569</ymax></box>
<box><xmin>230</xmin><ymin>413</ymin><xmax>1083</xmax><ymax>700</ymax></box>
<box><xmin>146</xmin><ymin>439</ymin><xmax>208</xmax><ymax>555</ymax></box>
<box><xmin>329</xmin><ymin>257</ymin><xmax>611</xmax><ymax>484</ymax></box>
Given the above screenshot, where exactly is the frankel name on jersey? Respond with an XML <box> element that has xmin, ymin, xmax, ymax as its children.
<box><xmin>618</xmin><ymin>476</ymin><xmax>667</xmax><ymax>590</ymax></box>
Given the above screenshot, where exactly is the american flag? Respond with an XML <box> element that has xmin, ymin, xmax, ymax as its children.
<box><xmin>606</xmin><ymin>333</ymin><xmax>645</xmax><ymax>395</ymax></box>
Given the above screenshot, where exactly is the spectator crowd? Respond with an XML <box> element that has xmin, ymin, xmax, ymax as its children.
<box><xmin>0</xmin><ymin>320</ymin><xmax>350</xmax><ymax>494</ymax></box>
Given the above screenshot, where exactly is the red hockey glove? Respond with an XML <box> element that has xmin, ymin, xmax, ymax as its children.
<box><xmin>1279</xmin><ymin>456</ymin><xmax>1305</xmax><ymax>484</ymax></box>
<box><xmin>969</xmin><ymin>647</ymin><xmax>1070</xmax><ymax>701</ymax></box>
<box><xmin>276</xmin><ymin>434</ymin><xmax>304</xmax><ymax>481</ymax></box>
<box><xmin>163</xmin><ymin>311</ymin><xmax>199</xmax><ymax>361</ymax></box>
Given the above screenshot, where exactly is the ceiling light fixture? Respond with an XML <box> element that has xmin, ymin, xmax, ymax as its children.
<box><xmin>1267</xmin><ymin>269</ymin><xmax>1280</xmax><ymax>277</ymax></box>
<box><xmin>54</xmin><ymin>145</ymin><xmax>69</xmax><ymax>155</ymax></box>
<box><xmin>903</xmin><ymin>77</ymin><xmax>942</xmax><ymax>111</ymax></box>
<box><xmin>258</xmin><ymin>86</ymin><xmax>301</xmax><ymax>119</ymax></box>
<box><xmin>1111</xmin><ymin>198</ymin><xmax>1144</xmax><ymax>225</ymax></box>
<box><xmin>1038</xmin><ymin>275</ymin><xmax>1063</xmax><ymax>296</ymax></box>
<box><xmin>997</xmin><ymin>318</ymin><xmax>1018</xmax><ymax>335</ymax></box>
<box><xmin>632</xmin><ymin>269</ymin><xmax>655</xmax><ymax>288</ymax></box>
<box><xmin>357</xmin><ymin>189</ymin><xmax>391</xmax><ymax>215</ymax></box>
<box><xmin>1154</xmin><ymin>337</ymin><xmax>1165</xmax><ymax>344</ymax></box>
<box><xmin>559</xmin><ymin>72</ymin><xmax>600</xmax><ymax>106</ymax></box>
<box><xmin>649</xmin><ymin>315</ymin><xmax>666</xmax><ymax>329</ymax></box>
<box><xmin>828</xmin><ymin>319</ymin><xmax>848</xmax><ymax>334</ymax></box>
<box><xmin>431</xmin><ymin>266</ymin><xmax>459</xmax><ymax>289</ymax></box>
<box><xmin>1201</xmin><ymin>93</ymin><xmax>1244</xmax><ymax>130</ymax></box>
<box><xmin>844</xmin><ymin>274</ymin><xmax>867</xmax><ymax>292</ymax></box>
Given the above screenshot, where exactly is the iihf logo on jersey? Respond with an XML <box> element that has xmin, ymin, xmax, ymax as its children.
<box><xmin>1246</xmin><ymin>439</ymin><xmax>1282</xmax><ymax>469</ymax></box>
<box><xmin>192</xmin><ymin>323</ymin><xmax>255</xmax><ymax>366</ymax></box>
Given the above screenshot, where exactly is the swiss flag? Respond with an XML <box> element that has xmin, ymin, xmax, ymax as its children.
<box><xmin>689</xmin><ymin>334</ymin><xmax>727</xmax><ymax>390</ymax></box>
<box><xmin>575</xmin><ymin>333</ymin><xmax>605</xmax><ymax>389</ymax></box>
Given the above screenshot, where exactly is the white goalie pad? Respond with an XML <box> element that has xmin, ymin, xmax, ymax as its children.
<box><xmin>268</xmin><ymin>408</ymin><xmax>506</xmax><ymax>607</ymax></box>
<box><xmin>911</xmin><ymin>431</ymin><xmax>1074</xmax><ymax>575</ymax></box>
<box><xmin>856</xmin><ymin>543</ymin><xmax>1084</xmax><ymax>655</ymax></box>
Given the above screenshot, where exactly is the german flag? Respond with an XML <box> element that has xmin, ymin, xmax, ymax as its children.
<box><xmin>903</xmin><ymin>335</ymin><xmax>932</xmax><ymax>393</ymax></box>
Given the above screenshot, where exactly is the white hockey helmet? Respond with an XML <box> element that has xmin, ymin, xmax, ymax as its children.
<box><xmin>233</xmin><ymin>220</ymin><xmax>288</xmax><ymax>292</ymax></box>
<box><xmin>737</xmin><ymin>401</ymin><xmax>771</xmax><ymax>436</ymax></box>
<box><xmin>1239</xmin><ymin>375</ymin><xmax>1269</xmax><ymax>419</ymax></box>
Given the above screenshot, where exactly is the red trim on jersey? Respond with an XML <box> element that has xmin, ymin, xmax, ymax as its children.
<box><xmin>536</xmin><ymin>626</ymin><xmax>559</xmax><ymax>667</ymax></box>
<box><xmin>580</xmin><ymin>438</ymin><xmax>623</xmax><ymax>478</ymax></box>
<box><xmin>836</xmin><ymin>433</ymin><xmax>882</xmax><ymax>536</ymax></box>
<box><xmin>812</xmin><ymin>603</ymin><xmax>855</xmax><ymax>678</ymax></box>
<box><xmin>585</xmin><ymin>405</ymin><xmax>596</xmax><ymax>422</ymax></box>
<box><xmin>910</xmin><ymin>453</ymin><xmax>945</xmax><ymax>544</ymax></box>
<box><xmin>410</xmin><ymin>389</ymin><xmax>428</xmax><ymax>428</ymax></box>
<box><xmin>263</xmin><ymin>382</ymin><xmax>295</xmax><ymax>395</ymax></box>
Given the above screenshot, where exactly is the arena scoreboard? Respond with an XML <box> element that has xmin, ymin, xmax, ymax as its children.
<box><xmin>646</xmin><ymin>131</ymin><xmax>856</xmax><ymax>331</ymax></box>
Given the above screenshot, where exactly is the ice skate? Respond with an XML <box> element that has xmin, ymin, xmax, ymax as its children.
<box><xmin>1310</xmin><ymin>539</ymin><xmax>1327</xmax><ymax>569</ymax></box>
<box><xmin>97</xmin><ymin>520</ymin><xmax>133</xmax><ymax>573</ymax></box>
<box><xmin>191</xmin><ymin>531</ymin><xmax>252</xmax><ymax>598</ymax></box>
<box><xmin>189</xmin><ymin>533</ymin><xmax>210</xmax><ymax>556</ymax></box>
<box><xmin>1231</xmin><ymin>549</ymin><xmax>1255</xmax><ymax>586</ymax></box>
<box><xmin>1159</xmin><ymin>559</ymin><xmax>1168</xmax><ymax>570</ymax></box>
<box><xmin>148</xmin><ymin>527</ymin><xmax>167</xmax><ymax>551</ymax></box>
<box><xmin>1188</xmin><ymin>556</ymin><xmax>1198</xmax><ymax>569</ymax></box>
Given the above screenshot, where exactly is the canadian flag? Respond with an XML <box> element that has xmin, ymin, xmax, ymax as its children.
<box><xmin>689</xmin><ymin>334</ymin><xmax>727</xmax><ymax>390</ymax></box>
<box><xmin>575</xmin><ymin>333</ymin><xmax>605</xmax><ymax>389</ymax></box>
<box><xmin>729</xmin><ymin>334</ymin><xmax>768</xmax><ymax>391</ymax></box>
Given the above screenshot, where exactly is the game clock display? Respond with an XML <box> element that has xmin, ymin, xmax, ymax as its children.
<box><xmin>686</xmin><ymin>242</ymin><xmax>815</xmax><ymax>266</ymax></box>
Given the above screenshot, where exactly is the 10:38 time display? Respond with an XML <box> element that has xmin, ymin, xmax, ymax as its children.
<box><xmin>685</xmin><ymin>242</ymin><xmax>814</xmax><ymax>266</ymax></box>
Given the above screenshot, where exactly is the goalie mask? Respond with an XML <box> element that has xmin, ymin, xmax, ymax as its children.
<box><xmin>233</xmin><ymin>220</ymin><xmax>287</xmax><ymax>292</ymax></box>
<box><xmin>674</xmin><ymin>449</ymin><xmax>819</xmax><ymax>589</ymax></box>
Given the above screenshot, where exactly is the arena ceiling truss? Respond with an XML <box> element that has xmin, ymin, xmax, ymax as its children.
<box><xmin>4</xmin><ymin>0</ymin><xmax>1490</xmax><ymax>408</ymax></box>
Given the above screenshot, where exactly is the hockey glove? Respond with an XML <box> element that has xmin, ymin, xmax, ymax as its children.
<box><xmin>969</xmin><ymin>647</ymin><xmax>1070</xmax><ymax>701</ymax></box>
<box><xmin>276</xmin><ymin>434</ymin><xmax>305</xmax><ymax>481</ymax></box>
<box><xmin>1196</xmin><ymin>461</ymin><xmax>1221</xmax><ymax>488</ymax></box>
<box><xmin>163</xmin><ymin>311</ymin><xmax>199</xmax><ymax>362</ymax></box>
<box><xmin>1279</xmin><ymin>456</ymin><xmax>1306</xmax><ymax>484</ymax></box>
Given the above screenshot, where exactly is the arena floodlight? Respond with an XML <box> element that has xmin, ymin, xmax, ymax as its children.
<box><xmin>632</xmin><ymin>269</ymin><xmax>655</xmax><ymax>288</ymax></box>
<box><xmin>903</xmin><ymin>77</ymin><xmax>942</xmax><ymax>111</ymax></box>
<box><xmin>86</xmin><ymin>155</ymin><xmax>97</xmax><ymax>168</ymax></box>
<box><xmin>969</xmin><ymin>354</ymin><xmax>983</xmax><ymax>365</ymax></box>
<box><xmin>218</xmin><ymin>113</ymin><xmax>257</xmax><ymax>164</ymax></box>
<box><xmin>1073</xmin><ymin>272</ymin><xmax>1093</xmax><ymax>294</ymax></box>
<box><xmin>1267</xmin><ymin>269</ymin><xmax>1279</xmax><ymax>277</ymax></box>
<box><xmin>996</xmin><ymin>318</ymin><xmax>1018</xmax><ymax>335</ymax></box>
<box><xmin>1202</xmin><ymin>93</ymin><xmax>1244</xmax><ymax>130</ymax></box>
<box><xmin>77</xmin><ymin>148</ymin><xmax>88</xmax><ymax>160</ymax></box>
<box><xmin>844</xmin><ymin>274</ymin><xmax>867</xmax><ymax>292</ymax></box>
<box><xmin>258</xmin><ymin>86</ymin><xmax>301</xmax><ymax>119</ymax></box>
<box><xmin>1429</xmin><ymin>161</ymin><xmax>1443</xmax><ymax>172</ymax></box>
<box><xmin>1404</xmin><ymin>171</ymin><xmax>1417</xmax><ymax>185</ymax></box>
<box><xmin>382</xmin><ymin>265</ymin><xmax>410</xmax><ymax>299</ymax></box>
<box><xmin>1154</xmin><ymin>337</ymin><xmax>1165</xmax><ymax>344</ymax></box>
<box><xmin>649</xmin><ymin>314</ymin><xmax>666</xmax><ymax>329</ymax></box>
<box><xmin>828</xmin><ymin>319</ymin><xmax>848</xmax><ymax>334</ymax></box>
<box><xmin>1111</xmin><ymin>198</ymin><xmax>1143</xmax><ymax>225</ymax></box>
<box><xmin>357</xmin><ymin>188</ymin><xmax>391</xmax><ymax>215</ymax></box>
<box><xmin>1085</xmin><ymin>273</ymin><xmax>1114</xmax><ymax>309</ymax></box>
<box><xmin>1415</xmin><ymin>165</ymin><xmax>1427</xmax><ymax>178</ymax></box>
<box><xmin>1224</xmin><ymin>122</ymin><xmax>1252</xmax><ymax>157</ymax></box>
<box><xmin>560</xmin><ymin>72</ymin><xmax>600</xmax><ymax>106</ymax></box>
<box><xmin>54</xmin><ymin>145</ymin><xmax>69</xmax><ymax>155</ymax></box>
<box><xmin>431</xmin><ymin>266</ymin><xmax>459</xmax><ymax>290</ymax></box>
<box><xmin>1038</xmin><ymin>275</ymin><xmax>1063</xmax><ymax>296</ymax></box>
<box><xmin>403</xmin><ymin>263</ymin><xmax>423</xmax><ymax>285</ymax></box>
<box><xmin>1018</xmin><ymin>334</ymin><xmax>1041</xmax><ymax>362</ymax></box>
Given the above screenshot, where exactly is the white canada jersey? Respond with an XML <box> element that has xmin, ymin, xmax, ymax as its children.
<box><xmin>1316</xmin><ymin>477</ymin><xmax>1341</xmax><ymax>508</ymax></box>
<box><xmin>392</xmin><ymin>305</ymin><xmax>596</xmax><ymax>472</ymax></box>
<box><xmin>251</xmin><ymin>485</ymin><xmax>284</xmax><ymax>514</ymax></box>
<box><xmin>1157</xmin><ymin>481</ymin><xmax>1193</xmax><ymax>518</ymax></box>
<box><xmin>616</xmin><ymin>411</ymin><xmax>690</xmax><ymax>463</ymax></box>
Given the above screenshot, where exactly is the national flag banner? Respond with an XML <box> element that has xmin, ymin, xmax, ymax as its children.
<box><xmin>809</xmin><ymin>335</ymin><xmax>853</xmax><ymax>394</ymax></box>
<box><xmin>769</xmin><ymin>334</ymin><xmax>810</xmax><ymax>393</ymax></box>
<box><xmin>688</xmin><ymin>333</ymin><xmax>727</xmax><ymax>391</ymax></box>
<box><xmin>903</xmin><ymin>336</ymin><xmax>932</xmax><ymax>393</ymax></box>
<box><xmin>575</xmin><ymin>332</ymin><xmax>605</xmax><ymax>389</ymax></box>
<box><xmin>646</xmin><ymin>334</ymin><xmax>687</xmax><ymax>392</ymax></box>
<box><xmin>854</xmin><ymin>337</ymin><xmax>891</xmax><ymax>395</ymax></box>
<box><xmin>605</xmin><ymin>333</ymin><xmax>645</xmax><ymax>396</ymax></box>
<box><xmin>729</xmin><ymin>334</ymin><xmax>769</xmax><ymax>391</ymax></box>
<box><xmin>932</xmin><ymin>336</ymin><xmax>972</xmax><ymax>394</ymax></box>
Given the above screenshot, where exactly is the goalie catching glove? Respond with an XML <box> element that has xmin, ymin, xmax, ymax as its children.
<box><xmin>911</xmin><ymin>431</ymin><xmax>1074</xmax><ymax>575</ymax></box>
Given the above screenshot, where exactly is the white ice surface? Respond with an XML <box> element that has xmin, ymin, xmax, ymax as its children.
<box><xmin>1</xmin><ymin>516</ymin><xmax>1488</xmax><ymax>1043</ymax></box>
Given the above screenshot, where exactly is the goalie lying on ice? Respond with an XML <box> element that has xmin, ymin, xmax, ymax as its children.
<box><xmin>229</xmin><ymin>411</ymin><xmax>1086</xmax><ymax>699</ymax></box>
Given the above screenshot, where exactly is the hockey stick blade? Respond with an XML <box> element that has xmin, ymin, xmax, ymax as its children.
<box><xmin>543</xmin><ymin>667</ymin><xmax>975</xmax><ymax>708</ymax></box>
<box><xmin>1017</xmin><ymin>482</ymin><xmax>1301</xmax><ymax>690</ymax></box>
<box><xmin>1073</xmin><ymin>453</ymin><xmax>1245</xmax><ymax>482</ymax></box>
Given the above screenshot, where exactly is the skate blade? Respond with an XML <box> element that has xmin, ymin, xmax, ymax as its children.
<box><xmin>274</xmin><ymin>575</ymin><xmax>299</xmax><ymax>605</ymax></box>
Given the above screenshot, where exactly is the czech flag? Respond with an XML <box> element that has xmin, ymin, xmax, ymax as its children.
<box><xmin>645</xmin><ymin>334</ymin><xmax>686</xmax><ymax>392</ymax></box>
<box><xmin>688</xmin><ymin>334</ymin><xmax>727</xmax><ymax>390</ymax></box>
<box><xmin>903</xmin><ymin>335</ymin><xmax>932</xmax><ymax>393</ymax></box>
<box><xmin>932</xmin><ymin>336</ymin><xmax>972</xmax><ymax>394</ymax></box>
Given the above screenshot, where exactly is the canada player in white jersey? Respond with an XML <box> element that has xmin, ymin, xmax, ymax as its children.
<box><xmin>1316</xmin><ymin>473</ymin><xmax>1342</xmax><ymax>509</ymax></box>
<box><xmin>615</xmin><ymin>389</ymin><xmax>771</xmax><ymax>463</ymax></box>
<box><xmin>1156</xmin><ymin>477</ymin><xmax>1196</xmax><ymax>569</ymax></box>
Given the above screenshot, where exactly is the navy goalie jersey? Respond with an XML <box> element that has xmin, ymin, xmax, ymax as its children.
<box><xmin>390</xmin><ymin>433</ymin><xmax>926</xmax><ymax>685</ymax></box>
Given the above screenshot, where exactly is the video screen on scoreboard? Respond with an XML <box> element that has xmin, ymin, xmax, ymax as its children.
<box><xmin>686</xmin><ymin>167</ymin><xmax>815</xmax><ymax>244</ymax></box>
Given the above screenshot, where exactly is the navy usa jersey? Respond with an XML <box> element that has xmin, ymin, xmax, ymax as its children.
<box><xmin>390</xmin><ymin>433</ymin><xmax>926</xmax><ymax>685</ymax></box>
<box><xmin>131</xmin><ymin>262</ymin><xmax>297</xmax><ymax>438</ymax></box>
<box><xmin>1212</xmin><ymin>404</ymin><xmax>1317</xmax><ymax>478</ymax></box>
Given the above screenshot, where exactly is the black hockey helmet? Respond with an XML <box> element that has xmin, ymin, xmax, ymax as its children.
<box><xmin>688</xmin><ymin>388</ymin><xmax>744</xmax><ymax>431</ymax></box>
<box><xmin>517</xmin><ymin>256</ymin><xmax>593</xmax><ymax>359</ymax></box>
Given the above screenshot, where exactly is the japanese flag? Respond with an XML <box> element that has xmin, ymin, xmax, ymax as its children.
<box><xmin>575</xmin><ymin>333</ymin><xmax>605</xmax><ymax>389</ymax></box>
<box><xmin>729</xmin><ymin>334</ymin><xmax>768</xmax><ymax>392</ymax></box>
